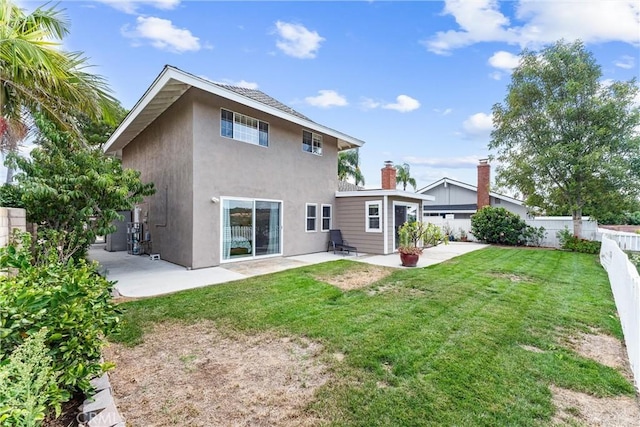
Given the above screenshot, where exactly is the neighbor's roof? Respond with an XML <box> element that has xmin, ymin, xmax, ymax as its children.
<box><xmin>104</xmin><ymin>65</ymin><xmax>364</xmax><ymax>153</ymax></box>
<box><xmin>337</xmin><ymin>181</ymin><xmax>364</xmax><ymax>192</ymax></box>
<box><xmin>336</xmin><ymin>189</ymin><xmax>435</xmax><ymax>201</ymax></box>
<box><xmin>417</xmin><ymin>177</ymin><xmax>524</xmax><ymax>206</ymax></box>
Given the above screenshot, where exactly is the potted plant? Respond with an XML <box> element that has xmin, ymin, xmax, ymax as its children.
<box><xmin>459</xmin><ymin>228</ymin><xmax>469</xmax><ymax>242</ymax></box>
<box><xmin>397</xmin><ymin>221</ymin><xmax>447</xmax><ymax>267</ymax></box>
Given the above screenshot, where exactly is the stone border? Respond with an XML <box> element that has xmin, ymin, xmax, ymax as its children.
<box><xmin>77</xmin><ymin>373</ymin><xmax>125</xmax><ymax>427</ymax></box>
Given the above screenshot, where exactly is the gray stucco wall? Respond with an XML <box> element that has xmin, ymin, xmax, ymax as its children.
<box><xmin>190</xmin><ymin>88</ymin><xmax>339</xmax><ymax>268</ymax></box>
<box><xmin>122</xmin><ymin>93</ymin><xmax>194</xmax><ymax>267</ymax></box>
<box><xmin>334</xmin><ymin>196</ymin><xmax>385</xmax><ymax>254</ymax></box>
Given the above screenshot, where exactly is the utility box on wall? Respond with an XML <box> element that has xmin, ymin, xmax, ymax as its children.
<box><xmin>105</xmin><ymin>210</ymin><xmax>132</xmax><ymax>252</ymax></box>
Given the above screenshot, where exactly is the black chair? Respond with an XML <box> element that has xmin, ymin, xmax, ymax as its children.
<box><xmin>327</xmin><ymin>229</ymin><xmax>358</xmax><ymax>256</ymax></box>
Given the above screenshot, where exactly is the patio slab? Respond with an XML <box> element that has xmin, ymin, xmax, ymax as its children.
<box><xmin>88</xmin><ymin>242</ymin><xmax>487</xmax><ymax>298</ymax></box>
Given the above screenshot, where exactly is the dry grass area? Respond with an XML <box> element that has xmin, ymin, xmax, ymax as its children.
<box><xmin>552</xmin><ymin>332</ymin><xmax>639</xmax><ymax>426</ymax></box>
<box><xmin>103</xmin><ymin>322</ymin><xmax>330</xmax><ymax>427</ymax></box>
<box><xmin>314</xmin><ymin>264</ymin><xmax>393</xmax><ymax>291</ymax></box>
<box><xmin>551</xmin><ymin>385</ymin><xmax>640</xmax><ymax>426</ymax></box>
<box><xmin>566</xmin><ymin>332</ymin><xmax>633</xmax><ymax>381</ymax></box>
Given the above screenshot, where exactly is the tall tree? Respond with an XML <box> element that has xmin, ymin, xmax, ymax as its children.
<box><xmin>396</xmin><ymin>163</ymin><xmax>417</xmax><ymax>191</ymax></box>
<box><xmin>0</xmin><ymin>0</ymin><xmax>119</xmax><ymax>176</ymax></box>
<box><xmin>338</xmin><ymin>148</ymin><xmax>365</xmax><ymax>186</ymax></box>
<box><xmin>490</xmin><ymin>40</ymin><xmax>640</xmax><ymax>236</ymax></box>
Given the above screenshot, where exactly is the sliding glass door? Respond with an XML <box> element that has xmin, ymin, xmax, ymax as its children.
<box><xmin>222</xmin><ymin>198</ymin><xmax>281</xmax><ymax>261</ymax></box>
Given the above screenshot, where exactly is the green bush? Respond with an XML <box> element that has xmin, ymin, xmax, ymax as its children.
<box><xmin>471</xmin><ymin>207</ymin><xmax>545</xmax><ymax>246</ymax></box>
<box><xmin>0</xmin><ymin>234</ymin><xmax>120</xmax><ymax>397</ymax></box>
<box><xmin>556</xmin><ymin>227</ymin><xmax>602</xmax><ymax>254</ymax></box>
<box><xmin>0</xmin><ymin>329</ymin><xmax>64</xmax><ymax>427</ymax></box>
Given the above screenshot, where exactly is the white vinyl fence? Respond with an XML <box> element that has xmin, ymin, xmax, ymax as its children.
<box><xmin>423</xmin><ymin>215</ymin><xmax>597</xmax><ymax>248</ymax></box>
<box><xmin>598</xmin><ymin>228</ymin><xmax>640</xmax><ymax>252</ymax></box>
<box><xmin>600</xmin><ymin>236</ymin><xmax>640</xmax><ymax>391</ymax></box>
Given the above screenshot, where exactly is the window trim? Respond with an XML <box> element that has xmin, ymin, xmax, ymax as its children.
<box><xmin>305</xmin><ymin>203</ymin><xmax>318</xmax><ymax>232</ymax></box>
<box><xmin>220</xmin><ymin>108</ymin><xmax>269</xmax><ymax>148</ymax></box>
<box><xmin>302</xmin><ymin>130</ymin><xmax>323</xmax><ymax>156</ymax></box>
<box><xmin>321</xmin><ymin>204</ymin><xmax>332</xmax><ymax>232</ymax></box>
<box><xmin>365</xmin><ymin>200</ymin><xmax>382</xmax><ymax>233</ymax></box>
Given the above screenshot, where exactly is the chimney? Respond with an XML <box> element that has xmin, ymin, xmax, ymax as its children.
<box><xmin>477</xmin><ymin>159</ymin><xmax>491</xmax><ymax>210</ymax></box>
<box><xmin>381</xmin><ymin>161</ymin><xmax>397</xmax><ymax>190</ymax></box>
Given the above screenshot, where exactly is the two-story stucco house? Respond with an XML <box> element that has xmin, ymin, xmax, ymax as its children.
<box><xmin>104</xmin><ymin>66</ymin><xmax>431</xmax><ymax>269</ymax></box>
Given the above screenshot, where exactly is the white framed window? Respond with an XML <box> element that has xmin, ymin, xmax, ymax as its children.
<box><xmin>321</xmin><ymin>204</ymin><xmax>332</xmax><ymax>232</ymax></box>
<box><xmin>221</xmin><ymin>109</ymin><xmax>269</xmax><ymax>147</ymax></box>
<box><xmin>366</xmin><ymin>200</ymin><xmax>382</xmax><ymax>233</ymax></box>
<box><xmin>302</xmin><ymin>130</ymin><xmax>322</xmax><ymax>155</ymax></box>
<box><xmin>306</xmin><ymin>203</ymin><xmax>317</xmax><ymax>232</ymax></box>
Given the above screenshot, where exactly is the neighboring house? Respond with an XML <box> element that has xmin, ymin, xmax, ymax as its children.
<box><xmin>417</xmin><ymin>159</ymin><xmax>529</xmax><ymax>220</ymax></box>
<box><xmin>103</xmin><ymin>65</ymin><xmax>430</xmax><ymax>269</ymax></box>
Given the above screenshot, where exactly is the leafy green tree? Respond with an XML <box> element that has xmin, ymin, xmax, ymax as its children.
<box><xmin>9</xmin><ymin>115</ymin><xmax>154</xmax><ymax>261</ymax></box>
<box><xmin>338</xmin><ymin>149</ymin><xmax>365</xmax><ymax>186</ymax></box>
<box><xmin>0</xmin><ymin>0</ymin><xmax>119</xmax><ymax>181</ymax></box>
<box><xmin>396</xmin><ymin>163</ymin><xmax>417</xmax><ymax>191</ymax></box>
<box><xmin>490</xmin><ymin>40</ymin><xmax>640</xmax><ymax>236</ymax></box>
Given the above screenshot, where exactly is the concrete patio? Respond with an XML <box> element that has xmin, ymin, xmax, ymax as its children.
<box><xmin>89</xmin><ymin>242</ymin><xmax>488</xmax><ymax>298</ymax></box>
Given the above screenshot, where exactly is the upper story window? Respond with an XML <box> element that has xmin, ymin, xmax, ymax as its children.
<box><xmin>302</xmin><ymin>130</ymin><xmax>322</xmax><ymax>155</ymax></box>
<box><xmin>221</xmin><ymin>109</ymin><xmax>269</xmax><ymax>147</ymax></box>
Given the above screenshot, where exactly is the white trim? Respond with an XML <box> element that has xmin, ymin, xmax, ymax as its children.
<box><xmin>336</xmin><ymin>190</ymin><xmax>434</xmax><ymax>201</ymax></box>
<box><xmin>383</xmin><ymin>195</ymin><xmax>389</xmax><ymax>254</ymax></box>
<box><xmin>392</xmin><ymin>201</ymin><xmax>419</xmax><ymax>251</ymax></box>
<box><xmin>305</xmin><ymin>203</ymin><xmax>318</xmax><ymax>232</ymax></box>
<box><xmin>365</xmin><ymin>200</ymin><xmax>383</xmax><ymax>233</ymax></box>
<box><xmin>104</xmin><ymin>66</ymin><xmax>364</xmax><ymax>153</ymax></box>
<box><xmin>321</xmin><ymin>204</ymin><xmax>332</xmax><ymax>232</ymax></box>
<box><xmin>219</xmin><ymin>196</ymin><xmax>283</xmax><ymax>264</ymax></box>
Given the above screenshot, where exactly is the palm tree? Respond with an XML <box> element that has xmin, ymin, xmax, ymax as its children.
<box><xmin>0</xmin><ymin>0</ymin><xmax>119</xmax><ymax>176</ymax></box>
<box><xmin>396</xmin><ymin>163</ymin><xmax>417</xmax><ymax>191</ymax></box>
<box><xmin>338</xmin><ymin>149</ymin><xmax>365</xmax><ymax>186</ymax></box>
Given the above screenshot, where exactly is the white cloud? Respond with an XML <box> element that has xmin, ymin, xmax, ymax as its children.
<box><xmin>100</xmin><ymin>0</ymin><xmax>180</xmax><ymax>14</ymax></box>
<box><xmin>404</xmin><ymin>155</ymin><xmax>482</xmax><ymax>169</ymax></box>
<box><xmin>463</xmin><ymin>112</ymin><xmax>494</xmax><ymax>137</ymax></box>
<box><xmin>614</xmin><ymin>55</ymin><xmax>636</xmax><ymax>69</ymax></box>
<box><xmin>232</xmin><ymin>80</ymin><xmax>259</xmax><ymax>89</ymax></box>
<box><xmin>488</xmin><ymin>50</ymin><xmax>520</xmax><ymax>71</ymax></box>
<box><xmin>383</xmin><ymin>95</ymin><xmax>421</xmax><ymax>113</ymax></box>
<box><xmin>274</xmin><ymin>21</ymin><xmax>324</xmax><ymax>59</ymax></box>
<box><xmin>434</xmin><ymin>107</ymin><xmax>453</xmax><ymax>116</ymax></box>
<box><xmin>423</xmin><ymin>0</ymin><xmax>640</xmax><ymax>55</ymax></box>
<box><xmin>304</xmin><ymin>90</ymin><xmax>348</xmax><ymax>108</ymax></box>
<box><xmin>360</xmin><ymin>97</ymin><xmax>381</xmax><ymax>110</ymax></box>
<box><xmin>122</xmin><ymin>16</ymin><xmax>201</xmax><ymax>53</ymax></box>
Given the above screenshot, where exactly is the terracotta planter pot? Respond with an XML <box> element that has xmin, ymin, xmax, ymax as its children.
<box><xmin>400</xmin><ymin>252</ymin><xmax>420</xmax><ymax>267</ymax></box>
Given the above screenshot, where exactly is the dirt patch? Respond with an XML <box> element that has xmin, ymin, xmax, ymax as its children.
<box><xmin>315</xmin><ymin>264</ymin><xmax>393</xmax><ymax>291</ymax></box>
<box><xmin>103</xmin><ymin>322</ymin><xmax>330</xmax><ymax>427</ymax></box>
<box><xmin>519</xmin><ymin>344</ymin><xmax>546</xmax><ymax>353</ymax></box>
<box><xmin>489</xmin><ymin>272</ymin><xmax>532</xmax><ymax>283</ymax></box>
<box><xmin>551</xmin><ymin>385</ymin><xmax>640</xmax><ymax>426</ymax></box>
<box><xmin>565</xmin><ymin>332</ymin><xmax>633</xmax><ymax>381</ymax></box>
<box><xmin>366</xmin><ymin>282</ymin><xmax>426</xmax><ymax>297</ymax></box>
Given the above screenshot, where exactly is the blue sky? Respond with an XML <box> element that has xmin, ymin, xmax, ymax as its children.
<box><xmin>16</xmin><ymin>0</ymin><xmax>640</xmax><ymax>189</ymax></box>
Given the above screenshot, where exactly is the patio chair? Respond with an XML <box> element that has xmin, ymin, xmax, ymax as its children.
<box><xmin>327</xmin><ymin>229</ymin><xmax>358</xmax><ymax>256</ymax></box>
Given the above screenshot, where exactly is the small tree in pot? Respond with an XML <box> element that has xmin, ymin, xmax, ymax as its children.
<box><xmin>397</xmin><ymin>221</ymin><xmax>447</xmax><ymax>267</ymax></box>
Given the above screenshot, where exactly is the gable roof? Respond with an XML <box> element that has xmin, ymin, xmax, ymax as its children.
<box><xmin>417</xmin><ymin>177</ymin><xmax>525</xmax><ymax>206</ymax></box>
<box><xmin>103</xmin><ymin>65</ymin><xmax>364</xmax><ymax>154</ymax></box>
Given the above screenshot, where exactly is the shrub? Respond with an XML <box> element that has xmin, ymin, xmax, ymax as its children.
<box><xmin>556</xmin><ymin>227</ymin><xmax>602</xmax><ymax>254</ymax></box>
<box><xmin>0</xmin><ymin>329</ymin><xmax>64</xmax><ymax>427</ymax></box>
<box><xmin>471</xmin><ymin>207</ymin><xmax>545</xmax><ymax>246</ymax></box>
<box><xmin>0</xmin><ymin>233</ymin><xmax>120</xmax><ymax>397</ymax></box>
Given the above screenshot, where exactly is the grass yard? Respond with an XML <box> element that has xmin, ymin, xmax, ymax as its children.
<box><xmin>109</xmin><ymin>247</ymin><xmax>637</xmax><ymax>426</ymax></box>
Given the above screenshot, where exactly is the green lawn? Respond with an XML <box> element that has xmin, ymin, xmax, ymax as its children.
<box><xmin>112</xmin><ymin>247</ymin><xmax>634</xmax><ymax>426</ymax></box>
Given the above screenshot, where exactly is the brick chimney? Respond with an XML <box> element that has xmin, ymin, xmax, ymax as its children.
<box><xmin>477</xmin><ymin>159</ymin><xmax>491</xmax><ymax>210</ymax></box>
<box><xmin>381</xmin><ymin>161</ymin><xmax>397</xmax><ymax>190</ymax></box>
